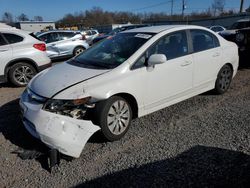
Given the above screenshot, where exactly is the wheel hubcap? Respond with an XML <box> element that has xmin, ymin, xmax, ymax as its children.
<box><xmin>218</xmin><ymin>67</ymin><xmax>232</xmax><ymax>91</ymax></box>
<box><xmin>13</xmin><ymin>66</ymin><xmax>34</xmax><ymax>85</ymax></box>
<box><xmin>75</xmin><ymin>48</ymin><xmax>83</xmax><ymax>55</ymax></box>
<box><xmin>107</xmin><ymin>100</ymin><xmax>130</xmax><ymax>135</ymax></box>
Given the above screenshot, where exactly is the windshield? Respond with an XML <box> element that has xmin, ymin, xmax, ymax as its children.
<box><xmin>70</xmin><ymin>32</ymin><xmax>154</xmax><ymax>69</ymax></box>
<box><xmin>230</xmin><ymin>21</ymin><xmax>250</xmax><ymax>30</ymax></box>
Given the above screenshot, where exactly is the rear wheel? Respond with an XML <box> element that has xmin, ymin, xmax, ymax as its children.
<box><xmin>8</xmin><ymin>62</ymin><xmax>37</xmax><ymax>87</ymax></box>
<box><xmin>214</xmin><ymin>64</ymin><xmax>233</xmax><ymax>94</ymax></box>
<box><xmin>73</xmin><ymin>46</ymin><xmax>85</xmax><ymax>56</ymax></box>
<box><xmin>94</xmin><ymin>96</ymin><xmax>132</xmax><ymax>141</ymax></box>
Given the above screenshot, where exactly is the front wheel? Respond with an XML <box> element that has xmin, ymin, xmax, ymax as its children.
<box><xmin>94</xmin><ymin>96</ymin><xmax>132</xmax><ymax>141</ymax></box>
<box><xmin>73</xmin><ymin>46</ymin><xmax>85</xmax><ymax>56</ymax></box>
<box><xmin>214</xmin><ymin>64</ymin><xmax>233</xmax><ymax>94</ymax></box>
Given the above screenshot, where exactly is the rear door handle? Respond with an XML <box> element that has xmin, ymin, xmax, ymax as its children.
<box><xmin>213</xmin><ymin>52</ymin><xmax>220</xmax><ymax>57</ymax></box>
<box><xmin>181</xmin><ymin>61</ymin><xmax>192</xmax><ymax>67</ymax></box>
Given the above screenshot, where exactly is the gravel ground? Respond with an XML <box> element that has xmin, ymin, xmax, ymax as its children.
<box><xmin>0</xmin><ymin>62</ymin><xmax>249</xmax><ymax>188</ymax></box>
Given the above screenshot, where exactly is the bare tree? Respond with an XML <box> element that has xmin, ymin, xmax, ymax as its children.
<box><xmin>34</xmin><ymin>16</ymin><xmax>43</xmax><ymax>21</ymax></box>
<box><xmin>2</xmin><ymin>12</ymin><xmax>13</xmax><ymax>24</ymax></box>
<box><xmin>18</xmin><ymin>13</ymin><xmax>29</xmax><ymax>21</ymax></box>
<box><xmin>211</xmin><ymin>0</ymin><xmax>226</xmax><ymax>16</ymax></box>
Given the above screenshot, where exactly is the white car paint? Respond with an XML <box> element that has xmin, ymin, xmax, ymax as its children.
<box><xmin>0</xmin><ymin>28</ymin><xmax>51</xmax><ymax>84</ymax></box>
<box><xmin>20</xmin><ymin>25</ymin><xmax>239</xmax><ymax>158</ymax></box>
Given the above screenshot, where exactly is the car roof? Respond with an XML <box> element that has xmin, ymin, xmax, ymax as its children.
<box><xmin>122</xmin><ymin>25</ymin><xmax>207</xmax><ymax>34</ymax></box>
<box><xmin>38</xmin><ymin>30</ymin><xmax>80</xmax><ymax>36</ymax></box>
<box><xmin>0</xmin><ymin>28</ymin><xmax>32</xmax><ymax>35</ymax></box>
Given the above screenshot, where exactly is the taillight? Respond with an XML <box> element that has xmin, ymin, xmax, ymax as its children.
<box><xmin>33</xmin><ymin>43</ymin><xmax>46</xmax><ymax>51</ymax></box>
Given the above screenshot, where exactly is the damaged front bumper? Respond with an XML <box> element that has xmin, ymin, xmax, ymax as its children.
<box><xmin>20</xmin><ymin>90</ymin><xmax>100</xmax><ymax>158</ymax></box>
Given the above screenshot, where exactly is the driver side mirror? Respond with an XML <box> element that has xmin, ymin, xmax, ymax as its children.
<box><xmin>147</xmin><ymin>54</ymin><xmax>167</xmax><ymax>67</ymax></box>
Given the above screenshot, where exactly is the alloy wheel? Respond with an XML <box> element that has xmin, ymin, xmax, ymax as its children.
<box><xmin>13</xmin><ymin>65</ymin><xmax>35</xmax><ymax>85</ymax></box>
<box><xmin>107</xmin><ymin>100</ymin><xmax>131</xmax><ymax>135</ymax></box>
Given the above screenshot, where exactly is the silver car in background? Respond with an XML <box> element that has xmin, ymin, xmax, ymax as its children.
<box><xmin>37</xmin><ymin>30</ymin><xmax>89</xmax><ymax>59</ymax></box>
<box><xmin>81</xmin><ymin>29</ymin><xmax>99</xmax><ymax>45</ymax></box>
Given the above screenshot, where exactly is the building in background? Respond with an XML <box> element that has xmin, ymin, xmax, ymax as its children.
<box><xmin>15</xmin><ymin>21</ymin><xmax>55</xmax><ymax>32</ymax></box>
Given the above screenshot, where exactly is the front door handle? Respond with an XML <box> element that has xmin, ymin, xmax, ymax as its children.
<box><xmin>181</xmin><ymin>61</ymin><xmax>192</xmax><ymax>67</ymax></box>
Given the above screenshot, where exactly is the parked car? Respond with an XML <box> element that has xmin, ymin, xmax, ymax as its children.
<box><xmin>92</xmin><ymin>24</ymin><xmax>149</xmax><ymax>44</ymax></box>
<box><xmin>208</xmin><ymin>25</ymin><xmax>226</xmax><ymax>33</ymax></box>
<box><xmin>20</xmin><ymin>25</ymin><xmax>238</xmax><ymax>158</ymax></box>
<box><xmin>219</xmin><ymin>19</ymin><xmax>250</xmax><ymax>41</ymax></box>
<box><xmin>0</xmin><ymin>28</ymin><xmax>51</xmax><ymax>86</ymax></box>
<box><xmin>235</xmin><ymin>28</ymin><xmax>250</xmax><ymax>57</ymax></box>
<box><xmin>80</xmin><ymin>29</ymin><xmax>99</xmax><ymax>45</ymax></box>
<box><xmin>37</xmin><ymin>30</ymin><xmax>89</xmax><ymax>59</ymax></box>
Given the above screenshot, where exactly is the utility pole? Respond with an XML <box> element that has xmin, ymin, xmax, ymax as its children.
<box><xmin>182</xmin><ymin>0</ymin><xmax>186</xmax><ymax>20</ymax></box>
<box><xmin>240</xmin><ymin>0</ymin><xmax>244</xmax><ymax>13</ymax></box>
<box><xmin>171</xmin><ymin>0</ymin><xmax>174</xmax><ymax>16</ymax></box>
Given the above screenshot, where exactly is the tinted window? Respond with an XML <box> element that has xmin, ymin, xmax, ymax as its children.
<box><xmin>3</xmin><ymin>33</ymin><xmax>23</xmax><ymax>44</ymax></box>
<box><xmin>191</xmin><ymin>30</ymin><xmax>219</xmax><ymax>52</ymax></box>
<box><xmin>39</xmin><ymin>33</ymin><xmax>60</xmax><ymax>43</ymax></box>
<box><xmin>133</xmin><ymin>31</ymin><xmax>188</xmax><ymax>69</ymax></box>
<box><xmin>91</xmin><ymin>31</ymin><xmax>97</xmax><ymax>35</ymax></box>
<box><xmin>0</xmin><ymin>35</ymin><xmax>7</xmax><ymax>46</ymax></box>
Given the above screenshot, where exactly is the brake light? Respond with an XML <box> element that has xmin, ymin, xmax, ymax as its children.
<box><xmin>33</xmin><ymin>43</ymin><xmax>46</xmax><ymax>51</ymax></box>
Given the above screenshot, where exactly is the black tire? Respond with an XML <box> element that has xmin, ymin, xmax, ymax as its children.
<box><xmin>8</xmin><ymin>62</ymin><xmax>37</xmax><ymax>87</ymax></box>
<box><xmin>73</xmin><ymin>46</ymin><xmax>85</xmax><ymax>56</ymax></box>
<box><xmin>94</xmin><ymin>96</ymin><xmax>132</xmax><ymax>141</ymax></box>
<box><xmin>214</xmin><ymin>64</ymin><xmax>233</xmax><ymax>94</ymax></box>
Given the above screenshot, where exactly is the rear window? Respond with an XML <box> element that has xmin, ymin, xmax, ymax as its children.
<box><xmin>0</xmin><ymin>34</ymin><xmax>7</xmax><ymax>46</ymax></box>
<box><xmin>3</xmin><ymin>33</ymin><xmax>24</xmax><ymax>44</ymax></box>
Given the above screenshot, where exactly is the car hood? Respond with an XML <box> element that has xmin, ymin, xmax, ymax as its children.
<box><xmin>29</xmin><ymin>62</ymin><xmax>109</xmax><ymax>98</ymax></box>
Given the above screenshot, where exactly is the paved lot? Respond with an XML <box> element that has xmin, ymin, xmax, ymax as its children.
<box><xmin>0</xmin><ymin>61</ymin><xmax>250</xmax><ymax>187</ymax></box>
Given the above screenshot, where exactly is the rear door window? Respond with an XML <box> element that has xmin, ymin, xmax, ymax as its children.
<box><xmin>191</xmin><ymin>29</ymin><xmax>220</xmax><ymax>53</ymax></box>
<box><xmin>0</xmin><ymin>34</ymin><xmax>7</xmax><ymax>46</ymax></box>
<box><xmin>2</xmin><ymin>33</ymin><xmax>23</xmax><ymax>44</ymax></box>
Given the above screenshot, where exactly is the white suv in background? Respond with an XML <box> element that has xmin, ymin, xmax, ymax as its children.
<box><xmin>0</xmin><ymin>28</ymin><xmax>51</xmax><ymax>86</ymax></box>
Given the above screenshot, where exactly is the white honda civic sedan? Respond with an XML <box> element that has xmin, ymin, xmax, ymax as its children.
<box><xmin>20</xmin><ymin>25</ymin><xmax>239</xmax><ymax>158</ymax></box>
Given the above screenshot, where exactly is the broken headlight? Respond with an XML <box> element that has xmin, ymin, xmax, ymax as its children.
<box><xmin>43</xmin><ymin>97</ymin><xmax>95</xmax><ymax>119</ymax></box>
